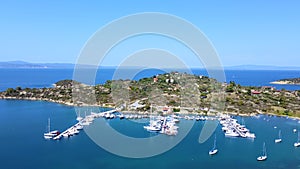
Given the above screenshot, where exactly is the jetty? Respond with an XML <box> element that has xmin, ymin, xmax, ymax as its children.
<box><xmin>53</xmin><ymin>109</ymin><xmax>116</xmax><ymax>140</ymax></box>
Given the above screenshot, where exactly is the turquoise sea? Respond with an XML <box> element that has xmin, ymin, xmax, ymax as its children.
<box><xmin>1</xmin><ymin>69</ymin><xmax>300</xmax><ymax>169</ymax></box>
<box><xmin>1</xmin><ymin>100</ymin><xmax>300</xmax><ymax>169</ymax></box>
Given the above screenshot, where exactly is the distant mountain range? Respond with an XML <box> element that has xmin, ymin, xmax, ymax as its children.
<box><xmin>0</xmin><ymin>61</ymin><xmax>75</xmax><ymax>69</ymax></box>
<box><xmin>224</xmin><ymin>65</ymin><xmax>300</xmax><ymax>70</ymax></box>
<box><xmin>0</xmin><ymin>61</ymin><xmax>300</xmax><ymax>70</ymax></box>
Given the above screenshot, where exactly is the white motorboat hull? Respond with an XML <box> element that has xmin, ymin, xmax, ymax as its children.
<box><xmin>294</xmin><ymin>142</ymin><xmax>300</xmax><ymax>147</ymax></box>
<box><xmin>275</xmin><ymin>139</ymin><xmax>282</xmax><ymax>143</ymax></box>
<box><xmin>257</xmin><ymin>156</ymin><xmax>267</xmax><ymax>161</ymax></box>
<box><xmin>209</xmin><ymin>149</ymin><xmax>218</xmax><ymax>155</ymax></box>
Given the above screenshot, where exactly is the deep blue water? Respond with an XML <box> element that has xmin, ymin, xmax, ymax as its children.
<box><xmin>1</xmin><ymin>100</ymin><xmax>300</xmax><ymax>169</ymax></box>
<box><xmin>0</xmin><ymin>68</ymin><xmax>300</xmax><ymax>92</ymax></box>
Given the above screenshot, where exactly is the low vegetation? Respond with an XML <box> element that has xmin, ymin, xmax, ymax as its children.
<box><xmin>1</xmin><ymin>72</ymin><xmax>300</xmax><ymax>117</ymax></box>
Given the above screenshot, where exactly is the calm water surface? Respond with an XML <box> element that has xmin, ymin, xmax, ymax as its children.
<box><xmin>1</xmin><ymin>100</ymin><xmax>300</xmax><ymax>169</ymax></box>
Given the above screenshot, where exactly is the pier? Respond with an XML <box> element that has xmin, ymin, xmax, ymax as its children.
<box><xmin>53</xmin><ymin>109</ymin><xmax>117</xmax><ymax>140</ymax></box>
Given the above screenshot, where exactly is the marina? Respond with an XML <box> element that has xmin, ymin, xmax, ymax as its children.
<box><xmin>50</xmin><ymin>109</ymin><xmax>117</xmax><ymax>140</ymax></box>
<box><xmin>2</xmin><ymin>100</ymin><xmax>300</xmax><ymax>169</ymax></box>
<box><xmin>219</xmin><ymin>115</ymin><xmax>256</xmax><ymax>139</ymax></box>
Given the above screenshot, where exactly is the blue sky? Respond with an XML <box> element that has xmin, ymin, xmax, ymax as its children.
<box><xmin>0</xmin><ymin>0</ymin><xmax>300</xmax><ymax>67</ymax></box>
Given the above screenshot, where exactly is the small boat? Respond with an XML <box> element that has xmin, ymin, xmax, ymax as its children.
<box><xmin>75</xmin><ymin>124</ymin><xmax>83</xmax><ymax>130</ymax></box>
<box><xmin>293</xmin><ymin>129</ymin><xmax>297</xmax><ymax>133</ymax></box>
<box><xmin>143</xmin><ymin>126</ymin><xmax>161</xmax><ymax>132</ymax></box>
<box><xmin>245</xmin><ymin>132</ymin><xmax>256</xmax><ymax>139</ymax></box>
<box><xmin>209</xmin><ymin>134</ymin><xmax>218</xmax><ymax>155</ymax></box>
<box><xmin>144</xmin><ymin>120</ymin><xmax>162</xmax><ymax>132</ymax></box>
<box><xmin>257</xmin><ymin>142</ymin><xmax>267</xmax><ymax>161</ymax></box>
<box><xmin>225</xmin><ymin>130</ymin><xmax>239</xmax><ymax>137</ymax></box>
<box><xmin>172</xmin><ymin>118</ymin><xmax>180</xmax><ymax>123</ymax></box>
<box><xmin>294</xmin><ymin>132</ymin><xmax>300</xmax><ymax>147</ymax></box>
<box><xmin>275</xmin><ymin>130</ymin><xmax>282</xmax><ymax>143</ymax></box>
<box><xmin>76</xmin><ymin>110</ymin><xmax>83</xmax><ymax>121</ymax></box>
<box><xmin>119</xmin><ymin>114</ymin><xmax>125</xmax><ymax>119</ymax></box>
<box><xmin>63</xmin><ymin>132</ymin><xmax>70</xmax><ymax>137</ymax></box>
<box><xmin>72</xmin><ymin>129</ymin><xmax>80</xmax><ymax>135</ymax></box>
<box><xmin>104</xmin><ymin>113</ymin><xmax>111</xmax><ymax>119</ymax></box>
<box><xmin>53</xmin><ymin>135</ymin><xmax>62</xmax><ymax>140</ymax></box>
<box><xmin>44</xmin><ymin>118</ymin><xmax>59</xmax><ymax>139</ymax></box>
<box><xmin>80</xmin><ymin>120</ymin><xmax>91</xmax><ymax>126</ymax></box>
<box><xmin>109</xmin><ymin>114</ymin><xmax>115</xmax><ymax>119</ymax></box>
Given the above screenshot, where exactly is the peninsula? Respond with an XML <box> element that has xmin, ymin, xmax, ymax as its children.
<box><xmin>271</xmin><ymin>77</ymin><xmax>300</xmax><ymax>85</ymax></box>
<box><xmin>1</xmin><ymin>72</ymin><xmax>300</xmax><ymax>118</ymax></box>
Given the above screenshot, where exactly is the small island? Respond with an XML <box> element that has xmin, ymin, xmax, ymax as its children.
<box><xmin>1</xmin><ymin>72</ymin><xmax>300</xmax><ymax>118</ymax></box>
<box><xmin>271</xmin><ymin>77</ymin><xmax>300</xmax><ymax>85</ymax></box>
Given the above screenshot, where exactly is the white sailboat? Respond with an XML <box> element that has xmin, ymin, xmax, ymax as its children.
<box><xmin>294</xmin><ymin>132</ymin><xmax>300</xmax><ymax>147</ymax></box>
<box><xmin>76</xmin><ymin>110</ymin><xmax>83</xmax><ymax>121</ymax></box>
<box><xmin>209</xmin><ymin>134</ymin><xmax>218</xmax><ymax>155</ymax></box>
<box><xmin>275</xmin><ymin>130</ymin><xmax>282</xmax><ymax>143</ymax></box>
<box><xmin>43</xmin><ymin>118</ymin><xmax>59</xmax><ymax>139</ymax></box>
<box><xmin>257</xmin><ymin>142</ymin><xmax>267</xmax><ymax>161</ymax></box>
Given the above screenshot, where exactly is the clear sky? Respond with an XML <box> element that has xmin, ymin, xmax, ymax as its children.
<box><xmin>0</xmin><ymin>0</ymin><xmax>299</xmax><ymax>67</ymax></box>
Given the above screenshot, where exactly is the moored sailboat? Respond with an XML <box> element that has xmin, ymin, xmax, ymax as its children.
<box><xmin>275</xmin><ymin>130</ymin><xmax>282</xmax><ymax>143</ymax></box>
<box><xmin>209</xmin><ymin>134</ymin><xmax>218</xmax><ymax>155</ymax></box>
<box><xmin>294</xmin><ymin>132</ymin><xmax>300</xmax><ymax>147</ymax></box>
<box><xmin>257</xmin><ymin>142</ymin><xmax>267</xmax><ymax>161</ymax></box>
<box><xmin>44</xmin><ymin>118</ymin><xmax>59</xmax><ymax>139</ymax></box>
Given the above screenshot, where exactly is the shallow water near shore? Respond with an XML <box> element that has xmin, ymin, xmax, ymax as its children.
<box><xmin>1</xmin><ymin>99</ymin><xmax>300</xmax><ymax>169</ymax></box>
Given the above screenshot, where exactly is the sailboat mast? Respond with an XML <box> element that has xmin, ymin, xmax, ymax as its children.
<box><xmin>263</xmin><ymin>142</ymin><xmax>266</xmax><ymax>156</ymax></box>
<box><xmin>48</xmin><ymin>118</ymin><xmax>50</xmax><ymax>132</ymax></box>
<box><xmin>213</xmin><ymin>134</ymin><xmax>217</xmax><ymax>149</ymax></box>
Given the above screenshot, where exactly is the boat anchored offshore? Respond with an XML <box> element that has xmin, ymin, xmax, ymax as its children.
<box><xmin>44</xmin><ymin>118</ymin><xmax>59</xmax><ymax>139</ymax></box>
<box><xmin>257</xmin><ymin>142</ymin><xmax>267</xmax><ymax>161</ymax></box>
<box><xmin>294</xmin><ymin>132</ymin><xmax>300</xmax><ymax>147</ymax></box>
<box><xmin>209</xmin><ymin>134</ymin><xmax>218</xmax><ymax>155</ymax></box>
<box><xmin>275</xmin><ymin>130</ymin><xmax>282</xmax><ymax>143</ymax></box>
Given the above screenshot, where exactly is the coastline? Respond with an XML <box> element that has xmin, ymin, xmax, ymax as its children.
<box><xmin>270</xmin><ymin>81</ymin><xmax>300</xmax><ymax>85</ymax></box>
<box><xmin>1</xmin><ymin>73</ymin><xmax>300</xmax><ymax>120</ymax></box>
<box><xmin>0</xmin><ymin>96</ymin><xmax>115</xmax><ymax>108</ymax></box>
<box><xmin>3</xmin><ymin>96</ymin><xmax>300</xmax><ymax>121</ymax></box>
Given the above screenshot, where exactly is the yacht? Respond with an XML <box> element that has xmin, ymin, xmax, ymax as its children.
<box><xmin>144</xmin><ymin>125</ymin><xmax>161</xmax><ymax>132</ymax></box>
<box><xmin>209</xmin><ymin>134</ymin><xmax>218</xmax><ymax>155</ymax></box>
<box><xmin>275</xmin><ymin>130</ymin><xmax>282</xmax><ymax>143</ymax></box>
<box><xmin>225</xmin><ymin>130</ymin><xmax>239</xmax><ymax>137</ymax></box>
<box><xmin>44</xmin><ymin>118</ymin><xmax>59</xmax><ymax>139</ymax></box>
<box><xmin>257</xmin><ymin>142</ymin><xmax>267</xmax><ymax>161</ymax></box>
<box><xmin>245</xmin><ymin>132</ymin><xmax>256</xmax><ymax>138</ymax></box>
<box><xmin>294</xmin><ymin>132</ymin><xmax>300</xmax><ymax>147</ymax></box>
<box><xmin>144</xmin><ymin>120</ymin><xmax>162</xmax><ymax>132</ymax></box>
